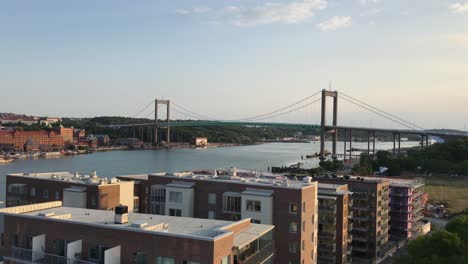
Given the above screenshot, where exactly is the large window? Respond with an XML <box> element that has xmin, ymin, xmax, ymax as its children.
<box><xmin>208</xmin><ymin>193</ymin><xmax>217</xmax><ymax>205</ymax></box>
<box><xmin>150</xmin><ymin>186</ymin><xmax>166</xmax><ymax>215</ymax></box>
<box><xmin>246</xmin><ymin>200</ymin><xmax>261</xmax><ymax>212</ymax></box>
<box><xmin>135</xmin><ymin>252</ymin><xmax>147</xmax><ymax>264</ymax></box>
<box><xmin>223</xmin><ymin>193</ymin><xmax>241</xmax><ymax>213</ymax></box>
<box><xmin>169</xmin><ymin>191</ymin><xmax>182</xmax><ymax>203</ymax></box>
<box><xmin>289</xmin><ymin>222</ymin><xmax>298</xmax><ymax>233</ymax></box>
<box><xmin>289</xmin><ymin>241</ymin><xmax>298</xmax><ymax>253</ymax></box>
<box><xmin>290</xmin><ymin>203</ymin><xmax>298</xmax><ymax>214</ymax></box>
<box><xmin>169</xmin><ymin>208</ymin><xmax>182</xmax><ymax>217</ymax></box>
<box><xmin>43</xmin><ymin>189</ymin><xmax>49</xmax><ymax>199</ymax></box>
<box><xmin>156</xmin><ymin>256</ymin><xmax>175</xmax><ymax>264</ymax></box>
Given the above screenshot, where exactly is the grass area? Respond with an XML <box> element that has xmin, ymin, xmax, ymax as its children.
<box><xmin>423</xmin><ymin>176</ymin><xmax>468</xmax><ymax>213</ymax></box>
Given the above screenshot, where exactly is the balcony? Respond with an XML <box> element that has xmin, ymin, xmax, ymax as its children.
<box><xmin>238</xmin><ymin>242</ymin><xmax>275</xmax><ymax>264</ymax></box>
<box><xmin>351</xmin><ymin>205</ymin><xmax>371</xmax><ymax>211</ymax></box>
<box><xmin>5</xmin><ymin>247</ymin><xmax>94</xmax><ymax>264</ymax></box>
<box><xmin>352</xmin><ymin>236</ymin><xmax>369</xmax><ymax>242</ymax></box>
<box><xmin>353</xmin><ymin>226</ymin><xmax>368</xmax><ymax>232</ymax></box>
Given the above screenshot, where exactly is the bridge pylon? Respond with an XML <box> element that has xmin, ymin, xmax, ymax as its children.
<box><xmin>154</xmin><ymin>99</ymin><xmax>170</xmax><ymax>146</ymax></box>
<box><xmin>320</xmin><ymin>89</ymin><xmax>338</xmax><ymax>161</ymax></box>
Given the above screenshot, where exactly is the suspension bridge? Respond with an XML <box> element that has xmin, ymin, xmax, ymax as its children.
<box><xmin>102</xmin><ymin>90</ymin><xmax>468</xmax><ymax>160</ymax></box>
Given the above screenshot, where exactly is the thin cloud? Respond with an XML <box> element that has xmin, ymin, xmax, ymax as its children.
<box><xmin>317</xmin><ymin>16</ymin><xmax>352</xmax><ymax>32</ymax></box>
<box><xmin>359</xmin><ymin>0</ymin><xmax>381</xmax><ymax>5</ymax></box>
<box><xmin>176</xmin><ymin>0</ymin><xmax>328</xmax><ymax>26</ymax></box>
<box><xmin>449</xmin><ymin>2</ymin><xmax>468</xmax><ymax>14</ymax></box>
<box><xmin>225</xmin><ymin>0</ymin><xmax>328</xmax><ymax>26</ymax></box>
<box><xmin>448</xmin><ymin>34</ymin><xmax>468</xmax><ymax>47</ymax></box>
<box><xmin>360</xmin><ymin>8</ymin><xmax>384</xmax><ymax>17</ymax></box>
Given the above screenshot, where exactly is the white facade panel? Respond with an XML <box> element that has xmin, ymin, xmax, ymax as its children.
<box><xmin>241</xmin><ymin>194</ymin><xmax>273</xmax><ymax>225</ymax></box>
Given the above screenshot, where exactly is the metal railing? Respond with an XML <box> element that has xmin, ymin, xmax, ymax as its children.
<box><xmin>6</xmin><ymin>247</ymin><xmax>95</xmax><ymax>264</ymax></box>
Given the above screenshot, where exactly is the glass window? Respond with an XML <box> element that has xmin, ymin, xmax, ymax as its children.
<box><xmin>169</xmin><ymin>208</ymin><xmax>182</xmax><ymax>217</ymax></box>
<box><xmin>290</xmin><ymin>203</ymin><xmax>298</xmax><ymax>214</ymax></box>
<box><xmin>55</xmin><ymin>191</ymin><xmax>60</xmax><ymax>200</ymax></box>
<box><xmin>43</xmin><ymin>189</ymin><xmax>49</xmax><ymax>198</ymax></box>
<box><xmin>223</xmin><ymin>193</ymin><xmax>241</xmax><ymax>213</ymax></box>
<box><xmin>221</xmin><ymin>255</ymin><xmax>230</xmax><ymax>264</ymax></box>
<box><xmin>208</xmin><ymin>211</ymin><xmax>216</xmax><ymax>219</ymax></box>
<box><xmin>289</xmin><ymin>241</ymin><xmax>298</xmax><ymax>253</ymax></box>
<box><xmin>208</xmin><ymin>193</ymin><xmax>217</xmax><ymax>205</ymax></box>
<box><xmin>136</xmin><ymin>252</ymin><xmax>147</xmax><ymax>264</ymax></box>
<box><xmin>302</xmin><ymin>221</ymin><xmax>305</xmax><ymax>232</ymax></box>
<box><xmin>246</xmin><ymin>200</ymin><xmax>261</xmax><ymax>212</ymax></box>
<box><xmin>303</xmin><ymin>202</ymin><xmax>306</xmax><ymax>213</ymax></box>
<box><xmin>156</xmin><ymin>256</ymin><xmax>175</xmax><ymax>264</ymax></box>
<box><xmin>289</xmin><ymin>222</ymin><xmax>298</xmax><ymax>233</ymax></box>
<box><xmin>30</xmin><ymin>187</ymin><xmax>36</xmax><ymax>197</ymax></box>
<box><xmin>169</xmin><ymin>191</ymin><xmax>182</xmax><ymax>203</ymax></box>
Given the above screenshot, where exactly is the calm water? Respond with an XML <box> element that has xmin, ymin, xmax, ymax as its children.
<box><xmin>0</xmin><ymin>141</ymin><xmax>420</xmax><ymax>201</ymax></box>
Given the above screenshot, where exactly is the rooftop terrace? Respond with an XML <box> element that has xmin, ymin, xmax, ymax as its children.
<box><xmin>8</xmin><ymin>171</ymin><xmax>127</xmax><ymax>186</ymax></box>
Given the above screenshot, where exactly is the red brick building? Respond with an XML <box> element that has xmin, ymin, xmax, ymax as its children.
<box><xmin>0</xmin><ymin>202</ymin><xmax>275</xmax><ymax>264</ymax></box>
<box><xmin>0</xmin><ymin>130</ymin><xmax>64</xmax><ymax>151</ymax></box>
<box><xmin>119</xmin><ymin>168</ymin><xmax>319</xmax><ymax>264</ymax></box>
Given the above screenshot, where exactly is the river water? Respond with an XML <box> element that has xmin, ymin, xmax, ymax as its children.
<box><xmin>0</xmin><ymin>141</ymin><xmax>420</xmax><ymax>201</ymax></box>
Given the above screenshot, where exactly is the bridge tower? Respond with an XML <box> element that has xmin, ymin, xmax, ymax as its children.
<box><xmin>154</xmin><ymin>99</ymin><xmax>170</xmax><ymax>146</ymax></box>
<box><xmin>320</xmin><ymin>89</ymin><xmax>338</xmax><ymax>161</ymax></box>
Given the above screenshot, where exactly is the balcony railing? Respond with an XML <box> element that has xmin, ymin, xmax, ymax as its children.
<box><xmin>6</xmin><ymin>247</ymin><xmax>95</xmax><ymax>264</ymax></box>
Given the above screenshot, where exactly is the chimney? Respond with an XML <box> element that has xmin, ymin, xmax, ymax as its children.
<box><xmin>114</xmin><ymin>205</ymin><xmax>129</xmax><ymax>224</ymax></box>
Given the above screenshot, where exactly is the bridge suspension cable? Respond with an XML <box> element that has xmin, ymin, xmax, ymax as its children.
<box><xmin>236</xmin><ymin>91</ymin><xmax>322</xmax><ymax>121</ymax></box>
<box><xmin>253</xmin><ymin>98</ymin><xmax>321</xmax><ymax>121</ymax></box>
<box><xmin>339</xmin><ymin>95</ymin><xmax>423</xmax><ymax>131</ymax></box>
<box><xmin>131</xmin><ymin>100</ymin><xmax>154</xmax><ymax>118</ymax></box>
<box><xmin>339</xmin><ymin>92</ymin><xmax>425</xmax><ymax>130</ymax></box>
<box><xmin>171</xmin><ymin>101</ymin><xmax>217</xmax><ymax>121</ymax></box>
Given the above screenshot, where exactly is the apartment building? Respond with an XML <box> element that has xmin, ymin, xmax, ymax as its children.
<box><xmin>119</xmin><ymin>168</ymin><xmax>319</xmax><ymax>264</ymax></box>
<box><xmin>359</xmin><ymin>177</ymin><xmax>426</xmax><ymax>241</ymax></box>
<box><xmin>0</xmin><ymin>130</ymin><xmax>64</xmax><ymax>151</ymax></box>
<box><xmin>0</xmin><ymin>202</ymin><xmax>275</xmax><ymax>264</ymax></box>
<box><xmin>317</xmin><ymin>184</ymin><xmax>352</xmax><ymax>264</ymax></box>
<box><xmin>315</xmin><ymin>176</ymin><xmax>390</xmax><ymax>264</ymax></box>
<box><xmin>6</xmin><ymin>172</ymin><xmax>135</xmax><ymax>212</ymax></box>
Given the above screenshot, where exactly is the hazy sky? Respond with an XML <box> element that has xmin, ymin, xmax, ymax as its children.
<box><xmin>1</xmin><ymin>0</ymin><xmax>467</xmax><ymax>129</ymax></box>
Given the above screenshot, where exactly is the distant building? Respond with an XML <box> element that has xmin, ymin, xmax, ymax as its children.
<box><xmin>0</xmin><ymin>115</ymin><xmax>38</xmax><ymax>126</ymax></box>
<box><xmin>0</xmin><ymin>130</ymin><xmax>64</xmax><ymax>151</ymax></box>
<box><xmin>39</xmin><ymin>117</ymin><xmax>62</xmax><ymax>126</ymax></box>
<box><xmin>92</xmin><ymin>134</ymin><xmax>110</xmax><ymax>146</ymax></box>
<box><xmin>119</xmin><ymin>168</ymin><xmax>319</xmax><ymax>264</ymax></box>
<box><xmin>73</xmin><ymin>128</ymin><xmax>86</xmax><ymax>139</ymax></box>
<box><xmin>0</xmin><ymin>202</ymin><xmax>275</xmax><ymax>264</ymax></box>
<box><xmin>191</xmin><ymin>137</ymin><xmax>208</xmax><ymax>147</ymax></box>
<box><xmin>317</xmin><ymin>183</ymin><xmax>352</xmax><ymax>264</ymax></box>
<box><xmin>6</xmin><ymin>171</ymin><xmax>135</xmax><ymax>212</ymax></box>
<box><xmin>358</xmin><ymin>177</ymin><xmax>426</xmax><ymax>241</ymax></box>
<box><xmin>55</xmin><ymin>126</ymin><xmax>74</xmax><ymax>143</ymax></box>
<box><xmin>315</xmin><ymin>176</ymin><xmax>390</xmax><ymax>264</ymax></box>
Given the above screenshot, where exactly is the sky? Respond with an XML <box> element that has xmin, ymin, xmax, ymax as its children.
<box><xmin>0</xmin><ymin>0</ymin><xmax>467</xmax><ymax>130</ymax></box>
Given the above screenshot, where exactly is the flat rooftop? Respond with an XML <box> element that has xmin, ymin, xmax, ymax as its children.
<box><xmin>359</xmin><ymin>176</ymin><xmax>424</xmax><ymax>188</ymax></box>
<box><xmin>2</xmin><ymin>204</ymin><xmax>273</xmax><ymax>244</ymax></box>
<box><xmin>315</xmin><ymin>175</ymin><xmax>389</xmax><ymax>184</ymax></box>
<box><xmin>318</xmin><ymin>183</ymin><xmax>351</xmax><ymax>196</ymax></box>
<box><xmin>8</xmin><ymin>172</ymin><xmax>128</xmax><ymax>186</ymax></box>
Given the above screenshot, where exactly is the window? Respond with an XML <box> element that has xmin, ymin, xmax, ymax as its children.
<box><xmin>30</xmin><ymin>187</ymin><xmax>36</xmax><ymax>197</ymax></box>
<box><xmin>183</xmin><ymin>261</ymin><xmax>200</xmax><ymax>264</ymax></box>
<box><xmin>208</xmin><ymin>211</ymin><xmax>216</xmax><ymax>219</ymax></box>
<box><xmin>169</xmin><ymin>191</ymin><xmax>182</xmax><ymax>203</ymax></box>
<box><xmin>302</xmin><ymin>240</ymin><xmax>305</xmax><ymax>251</ymax></box>
<box><xmin>43</xmin><ymin>189</ymin><xmax>49</xmax><ymax>198</ymax></box>
<box><xmin>289</xmin><ymin>241</ymin><xmax>298</xmax><ymax>253</ymax></box>
<box><xmin>289</xmin><ymin>222</ymin><xmax>298</xmax><ymax>233</ymax></box>
<box><xmin>221</xmin><ymin>255</ymin><xmax>230</xmax><ymax>264</ymax></box>
<box><xmin>55</xmin><ymin>191</ymin><xmax>60</xmax><ymax>200</ymax></box>
<box><xmin>135</xmin><ymin>252</ymin><xmax>147</xmax><ymax>264</ymax></box>
<box><xmin>246</xmin><ymin>200</ymin><xmax>261</xmax><ymax>212</ymax></box>
<box><xmin>290</xmin><ymin>203</ymin><xmax>298</xmax><ymax>214</ymax></box>
<box><xmin>150</xmin><ymin>186</ymin><xmax>166</xmax><ymax>203</ymax></box>
<box><xmin>156</xmin><ymin>256</ymin><xmax>175</xmax><ymax>264</ymax></box>
<box><xmin>208</xmin><ymin>193</ymin><xmax>217</xmax><ymax>205</ymax></box>
<box><xmin>303</xmin><ymin>202</ymin><xmax>306</xmax><ymax>213</ymax></box>
<box><xmin>223</xmin><ymin>193</ymin><xmax>241</xmax><ymax>213</ymax></box>
<box><xmin>302</xmin><ymin>221</ymin><xmax>305</xmax><ymax>232</ymax></box>
<box><xmin>89</xmin><ymin>247</ymin><xmax>99</xmax><ymax>260</ymax></box>
<box><xmin>169</xmin><ymin>209</ymin><xmax>182</xmax><ymax>217</ymax></box>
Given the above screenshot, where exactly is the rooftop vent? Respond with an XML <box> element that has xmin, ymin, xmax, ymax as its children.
<box><xmin>115</xmin><ymin>205</ymin><xmax>129</xmax><ymax>224</ymax></box>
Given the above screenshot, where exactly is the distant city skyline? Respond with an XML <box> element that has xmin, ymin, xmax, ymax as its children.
<box><xmin>1</xmin><ymin>0</ymin><xmax>467</xmax><ymax>130</ymax></box>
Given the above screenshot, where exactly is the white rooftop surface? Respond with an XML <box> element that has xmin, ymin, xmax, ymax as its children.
<box><xmin>20</xmin><ymin>207</ymin><xmax>273</xmax><ymax>244</ymax></box>
<box><xmin>8</xmin><ymin>172</ymin><xmax>127</xmax><ymax>186</ymax></box>
<box><xmin>119</xmin><ymin>174</ymin><xmax>149</xmax><ymax>180</ymax></box>
<box><xmin>146</xmin><ymin>171</ymin><xmax>316</xmax><ymax>190</ymax></box>
<box><xmin>359</xmin><ymin>176</ymin><xmax>424</xmax><ymax>188</ymax></box>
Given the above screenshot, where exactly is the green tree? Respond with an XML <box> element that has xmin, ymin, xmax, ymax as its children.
<box><xmin>446</xmin><ymin>214</ymin><xmax>468</xmax><ymax>243</ymax></box>
<box><xmin>395</xmin><ymin>230</ymin><xmax>468</xmax><ymax>264</ymax></box>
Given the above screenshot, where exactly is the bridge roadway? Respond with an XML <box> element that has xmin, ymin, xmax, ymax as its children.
<box><xmin>102</xmin><ymin>121</ymin><xmax>468</xmax><ymax>137</ymax></box>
